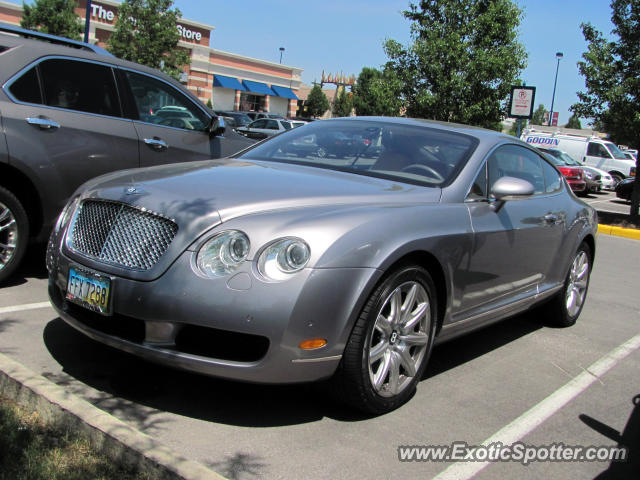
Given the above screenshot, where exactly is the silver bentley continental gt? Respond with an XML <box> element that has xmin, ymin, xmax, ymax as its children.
<box><xmin>47</xmin><ymin>117</ymin><xmax>597</xmax><ymax>414</ymax></box>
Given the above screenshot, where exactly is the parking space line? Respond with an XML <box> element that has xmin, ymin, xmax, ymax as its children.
<box><xmin>433</xmin><ymin>333</ymin><xmax>640</xmax><ymax>480</ymax></box>
<box><xmin>0</xmin><ymin>301</ymin><xmax>52</xmax><ymax>315</ymax></box>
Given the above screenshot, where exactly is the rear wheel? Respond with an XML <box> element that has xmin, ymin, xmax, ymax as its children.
<box><xmin>610</xmin><ymin>172</ymin><xmax>624</xmax><ymax>188</ymax></box>
<box><xmin>543</xmin><ymin>242</ymin><xmax>592</xmax><ymax>327</ymax></box>
<box><xmin>334</xmin><ymin>265</ymin><xmax>437</xmax><ymax>414</ymax></box>
<box><xmin>0</xmin><ymin>186</ymin><xmax>29</xmax><ymax>284</ymax></box>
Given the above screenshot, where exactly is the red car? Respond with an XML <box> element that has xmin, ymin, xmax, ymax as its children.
<box><xmin>540</xmin><ymin>153</ymin><xmax>587</xmax><ymax>194</ymax></box>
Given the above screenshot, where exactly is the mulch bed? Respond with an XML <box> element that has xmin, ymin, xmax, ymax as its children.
<box><xmin>597</xmin><ymin>210</ymin><xmax>639</xmax><ymax>230</ymax></box>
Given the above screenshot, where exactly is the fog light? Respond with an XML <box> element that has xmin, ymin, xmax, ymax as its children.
<box><xmin>299</xmin><ymin>338</ymin><xmax>327</xmax><ymax>350</ymax></box>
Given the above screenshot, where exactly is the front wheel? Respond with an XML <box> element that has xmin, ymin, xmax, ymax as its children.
<box><xmin>0</xmin><ymin>187</ymin><xmax>29</xmax><ymax>284</ymax></box>
<box><xmin>609</xmin><ymin>172</ymin><xmax>624</xmax><ymax>189</ymax></box>
<box><xmin>334</xmin><ymin>265</ymin><xmax>437</xmax><ymax>414</ymax></box>
<box><xmin>543</xmin><ymin>242</ymin><xmax>592</xmax><ymax>327</ymax></box>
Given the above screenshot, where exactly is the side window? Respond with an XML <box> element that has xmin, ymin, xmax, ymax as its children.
<box><xmin>467</xmin><ymin>162</ymin><xmax>488</xmax><ymax>199</ymax></box>
<box><xmin>540</xmin><ymin>157</ymin><xmax>563</xmax><ymax>193</ymax></box>
<box><xmin>39</xmin><ymin>59</ymin><xmax>120</xmax><ymax>117</ymax></box>
<box><xmin>8</xmin><ymin>66</ymin><xmax>42</xmax><ymax>104</ymax></box>
<box><xmin>587</xmin><ymin>142</ymin><xmax>611</xmax><ymax>158</ymax></box>
<box><xmin>251</xmin><ymin>119</ymin><xmax>266</xmax><ymax>129</ymax></box>
<box><xmin>487</xmin><ymin>145</ymin><xmax>545</xmax><ymax>195</ymax></box>
<box><xmin>266</xmin><ymin>120</ymin><xmax>279</xmax><ymax>130</ymax></box>
<box><xmin>124</xmin><ymin>71</ymin><xmax>208</xmax><ymax>131</ymax></box>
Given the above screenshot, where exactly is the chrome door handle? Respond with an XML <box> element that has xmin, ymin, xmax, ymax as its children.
<box><xmin>144</xmin><ymin>138</ymin><xmax>168</xmax><ymax>151</ymax></box>
<box><xmin>26</xmin><ymin>117</ymin><xmax>60</xmax><ymax>129</ymax></box>
<box><xmin>544</xmin><ymin>213</ymin><xmax>558</xmax><ymax>224</ymax></box>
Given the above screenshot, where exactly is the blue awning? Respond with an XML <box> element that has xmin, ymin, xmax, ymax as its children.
<box><xmin>213</xmin><ymin>75</ymin><xmax>246</xmax><ymax>91</ymax></box>
<box><xmin>271</xmin><ymin>85</ymin><xmax>299</xmax><ymax>100</ymax></box>
<box><xmin>242</xmin><ymin>80</ymin><xmax>275</xmax><ymax>96</ymax></box>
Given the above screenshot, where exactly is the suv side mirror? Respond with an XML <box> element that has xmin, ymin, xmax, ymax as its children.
<box><xmin>209</xmin><ymin>116</ymin><xmax>226</xmax><ymax>137</ymax></box>
<box><xmin>490</xmin><ymin>176</ymin><xmax>535</xmax><ymax>200</ymax></box>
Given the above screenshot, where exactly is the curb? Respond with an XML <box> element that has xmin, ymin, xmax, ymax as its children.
<box><xmin>597</xmin><ymin>224</ymin><xmax>640</xmax><ymax>240</ymax></box>
<box><xmin>0</xmin><ymin>352</ymin><xmax>226</xmax><ymax>480</ymax></box>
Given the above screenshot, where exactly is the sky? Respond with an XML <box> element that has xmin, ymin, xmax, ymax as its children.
<box><xmin>14</xmin><ymin>1</ymin><xmax>620</xmax><ymax>125</ymax></box>
<box><xmin>171</xmin><ymin>0</ymin><xmax>618</xmax><ymax>127</ymax></box>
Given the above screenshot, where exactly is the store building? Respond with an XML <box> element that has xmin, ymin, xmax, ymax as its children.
<box><xmin>0</xmin><ymin>0</ymin><xmax>302</xmax><ymax>116</ymax></box>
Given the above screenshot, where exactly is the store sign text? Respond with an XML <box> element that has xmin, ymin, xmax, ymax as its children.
<box><xmin>178</xmin><ymin>25</ymin><xmax>202</xmax><ymax>41</ymax></box>
<box><xmin>91</xmin><ymin>4</ymin><xmax>115</xmax><ymax>21</ymax></box>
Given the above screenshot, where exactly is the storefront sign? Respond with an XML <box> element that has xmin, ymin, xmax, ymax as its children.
<box><xmin>178</xmin><ymin>25</ymin><xmax>202</xmax><ymax>42</ymax></box>
<box><xmin>91</xmin><ymin>3</ymin><xmax>115</xmax><ymax>21</ymax></box>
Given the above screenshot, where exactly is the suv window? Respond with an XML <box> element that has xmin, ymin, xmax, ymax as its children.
<box><xmin>125</xmin><ymin>71</ymin><xmax>208</xmax><ymax>131</ymax></box>
<box><xmin>587</xmin><ymin>142</ymin><xmax>611</xmax><ymax>158</ymax></box>
<box><xmin>39</xmin><ymin>59</ymin><xmax>120</xmax><ymax>117</ymax></box>
<box><xmin>487</xmin><ymin>145</ymin><xmax>545</xmax><ymax>194</ymax></box>
<box><xmin>8</xmin><ymin>66</ymin><xmax>42</xmax><ymax>104</ymax></box>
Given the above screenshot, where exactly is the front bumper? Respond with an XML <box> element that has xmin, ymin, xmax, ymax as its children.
<box><xmin>48</xmin><ymin>246</ymin><xmax>379</xmax><ymax>384</ymax></box>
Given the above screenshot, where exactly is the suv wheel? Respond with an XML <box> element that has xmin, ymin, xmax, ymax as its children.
<box><xmin>0</xmin><ymin>187</ymin><xmax>29</xmax><ymax>284</ymax></box>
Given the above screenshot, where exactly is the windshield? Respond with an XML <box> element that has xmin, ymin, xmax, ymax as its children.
<box><xmin>605</xmin><ymin>142</ymin><xmax>631</xmax><ymax>160</ymax></box>
<box><xmin>237</xmin><ymin>119</ymin><xmax>478</xmax><ymax>187</ymax></box>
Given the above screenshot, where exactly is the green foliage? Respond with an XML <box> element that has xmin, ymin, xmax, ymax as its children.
<box><xmin>565</xmin><ymin>114</ymin><xmax>582</xmax><ymax>129</ymax></box>
<box><xmin>353</xmin><ymin>67</ymin><xmax>402</xmax><ymax>116</ymax></box>
<box><xmin>384</xmin><ymin>0</ymin><xmax>527</xmax><ymax>129</ymax></box>
<box><xmin>508</xmin><ymin>119</ymin><xmax>527</xmax><ymax>136</ymax></box>
<box><xmin>571</xmin><ymin>0</ymin><xmax>640</xmax><ymax>220</ymax></box>
<box><xmin>206</xmin><ymin>98</ymin><xmax>213</xmax><ymax>109</ymax></box>
<box><xmin>531</xmin><ymin>104</ymin><xmax>548</xmax><ymax>125</ymax></box>
<box><xmin>306</xmin><ymin>85</ymin><xmax>330</xmax><ymax>118</ymax></box>
<box><xmin>332</xmin><ymin>87</ymin><xmax>353</xmax><ymax>117</ymax></box>
<box><xmin>107</xmin><ymin>0</ymin><xmax>190</xmax><ymax>80</ymax></box>
<box><xmin>21</xmin><ymin>0</ymin><xmax>83</xmax><ymax>40</ymax></box>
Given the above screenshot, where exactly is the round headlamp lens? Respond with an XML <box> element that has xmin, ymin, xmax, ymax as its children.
<box><xmin>258</xmin><ymin>238</ymin><xmax>310</xmax><ymax>280</ymax></box>
<box><xmin>197</xmin><ymin>230</ymin><xmax>250</xmax><ymax>277</ymax></box>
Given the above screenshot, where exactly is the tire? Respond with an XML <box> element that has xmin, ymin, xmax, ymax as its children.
<box><xmin>543</xmin><ymin>242</ymin><xmax>592</xmax><ymax>327</ymax></box>
<box><xmin>333</xmin><ymin>265</ymin><xmax>438</xmax><ymax>414</ymax></box>
<box><xmin>610</xmin><ymin>172</ymin><xmax>624</xmax><ymax>188</ymax></box>
<box><xmin>0</xmin><ymin>186</ymin><xmax>29</xmax><ymax>284</ymax></box>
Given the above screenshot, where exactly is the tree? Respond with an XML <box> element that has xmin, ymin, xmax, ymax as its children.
<box><xmin>108</xmin><ymin>0</ymin><xmax>190</xmax><ymax>80</ymax></box>
<box><xmin>384</xmin><ymin>0</ymin><xmax>527</xmax><ymax>129</ymax></box>
<box><xmin>565</xmin><ymin>114</ymin><xmax>582</xmax><ymax>129</ymax></box>
<box><xmin>508</xmin><ymin>119</ymin><xmax>527</xmax><ymax>137</ymax></box>
<box><xmin>332</xmin><ymin>87</ymin><xmax>353</xmax><ymax>117</ymax></box>
<box><xmin>306</xmin><ymin>85</ymin><xmax>330</xmax><ymax>118</ymax></box>
<box><xmin>21</xmin><ymin>0</ymin><xmax>83</xmax><ymax>40</ymax></box>
<box><xmin>571</xmin><ymin>0</ymin><xmax>640</xmax><ymax>223</ymax></box>
<box><xmin>531</xmin><ymin>104</ymin><xmax>548</xmax><ymax>125</ymax></box>
<box><xmin>353</xmin><ymin>67</ymin><xmax>402</xmax><ymax>116</ymax></box>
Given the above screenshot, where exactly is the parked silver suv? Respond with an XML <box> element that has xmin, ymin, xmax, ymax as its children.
<box><xmin>0</xmin><ymin>24</ymin><xmax>253</xmax><ymax>283</ymax></box>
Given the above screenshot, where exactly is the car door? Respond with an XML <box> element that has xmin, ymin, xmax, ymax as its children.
<box><xmin>242</xmin><ymin>119</ymin><xmax>270</xmax><ymax>140</ymax></box>
<box><xmin>120</xmin><ymin>70</ymin><xmax>252</xmax><ymax>167</ymax></box>
<box><xmin>584</xmin><ymin>141</ymin><xmax>612</xmax><ymax>170</ymax></box>
<box><xmin>460</xmin><ymin>144</ymin><xmax>566</xmax><ymax>315</ymax></box>
<box><xmin>2</xmin><ymin>57</ymin><xmax>139</xmax><ymax>223</ymax></box>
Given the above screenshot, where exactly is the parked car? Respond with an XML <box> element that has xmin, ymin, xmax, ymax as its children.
<box><xmin>540</xmin><ymin>147</ymin><xmax>616</xmax><ymax>191</ymax></box>
<box><xmin>537</xmin><ymin>148</ymin><xmax>601</xmax><ymax>193</ymax></box>
<box><xmin>615</xmin><ymin>177</ymin><xmax>636</xmax><ymax>201</ymax></box>
<box><xmin>240</xmin><ymin>111</ymin><xmax>285</xmax><ymax>121</ymax></box>
<box><xmin>214</xmin><ymin>111</ymin><xmax>252</xmax><ymax>128</ymax></box>
<box><xmin>236</xmin><ymin>118</ymin><xmax>293</xmax><ymax>139</ymax></box>
<box><xmin>0</xmin><ymin>23</ymin><xmax>254</xmax><ymax>283</ymax></box>
<box><xmin>47</xmin><ymin>117</ymin><xmax>597</xmax><ymax>414</ymax></box>
<box><xmin>539</xmin><ymin>153</ymin><xmax>587</xmax><ymax>195</ymax></box>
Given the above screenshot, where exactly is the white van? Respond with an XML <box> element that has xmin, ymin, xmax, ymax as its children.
<box><xmin>521</xmin><ymin>128</ymin><xmax>636</xmax><ymax>185</ymax></box>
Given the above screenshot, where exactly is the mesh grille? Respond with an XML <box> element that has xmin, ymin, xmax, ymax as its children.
<box><xmin>69</xmin><ymin>200</ymin><xmax>178</xmax><ymax>270</ymax></box>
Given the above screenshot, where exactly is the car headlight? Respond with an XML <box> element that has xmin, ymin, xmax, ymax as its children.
<box><xmin>196</xmin><ymin>230</ymin><xmax>250</xmax><ymax>277</ymax></box>
<box><xmin>54</xmin><ymin>196</ymin><xmax>80</xmax><ymax>234</ymax></box>
<box><xmin>257</xmin><ymin>238</ymin><xmax>310</xmax><ymax>281</ymax></box>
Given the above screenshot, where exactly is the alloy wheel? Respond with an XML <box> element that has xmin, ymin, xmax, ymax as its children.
<box><xmin>565</xmin><ymin>250</ymin><xmax>589</xmax><ymax>317</ymax></box>
<box><xmin>0</xmin><ymin>201</ymin><xmax>18</xmax><ymax>272</ymax></box>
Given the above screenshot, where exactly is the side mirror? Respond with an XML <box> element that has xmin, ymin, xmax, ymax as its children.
<box><xmin>490</xmin><ymin>176</ymin><xmax>535</xmax><ymax>201</ymax></box>
<box><xmin>209</xmin><ymin>116</ymin><xmax>226</xmax><ymax>137</ymax></box>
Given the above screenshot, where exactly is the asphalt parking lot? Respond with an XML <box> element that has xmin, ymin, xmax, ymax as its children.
<box><xmin>1</xmin><ymin>222</ymin><xmax>638</xmax><ymax>479</ymax></box>
<box><xmin>581</xmin><ymin>188</ymin><xmax>632</xmax><ymax>215</ymax></box>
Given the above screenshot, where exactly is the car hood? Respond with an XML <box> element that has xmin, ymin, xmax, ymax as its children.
<box><xmin>73</xmin><ymin>158</ymin><xmax>441</xmax><ymax>278</ymax></box>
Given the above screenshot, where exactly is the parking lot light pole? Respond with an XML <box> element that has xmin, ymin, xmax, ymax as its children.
<box><xmin>279</xmin><ymin>47</ymin><xmax>285</xmax><ymax>64</ymax></box>
<box><xmin>548</xmin><ymin>51</ymin><xmax>563</xmax><ymax>126</ymax></box>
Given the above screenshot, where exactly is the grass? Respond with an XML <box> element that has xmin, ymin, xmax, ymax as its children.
<box><xmin>0</xmin><ymin>394</ymin><xmax>151</xmax><ymax>480</ymax></box>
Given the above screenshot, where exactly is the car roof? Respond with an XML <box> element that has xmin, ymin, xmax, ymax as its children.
<box><xmin>0</xmin><ymin>28</ymin><xmax>203</xmax><ymax>108</ymax></box>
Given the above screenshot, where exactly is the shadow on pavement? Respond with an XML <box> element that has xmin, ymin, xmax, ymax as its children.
<box><xmin>585</xmin><ymin>394</ymin><xmax>639</xmax><ymax>479</ymax></box>
<box><xmin>42</xmin><ymin>310</ymin><xmax>541</xmax><ymax>428</ymax></box>
<box><xmin>3</xmin><ymin>243</ymin><xmax>48</xmax><ymax>287</ymax></box>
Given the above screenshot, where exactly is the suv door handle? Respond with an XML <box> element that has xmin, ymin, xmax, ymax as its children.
<box><xmin>26</xmin><ymin>117</ymin><xmax>60</xmax><ymax>130</ymax></box>
<box><xmin>144</xmin><ymin>137</ymin><xmax>168</xmax><ymax>151</ymax></box>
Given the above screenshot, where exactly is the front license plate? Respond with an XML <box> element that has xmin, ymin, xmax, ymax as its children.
<box><xmin>66</xmin><ymin>266</ymin><xmax>112</xmax><ymax>315</ymax></box>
